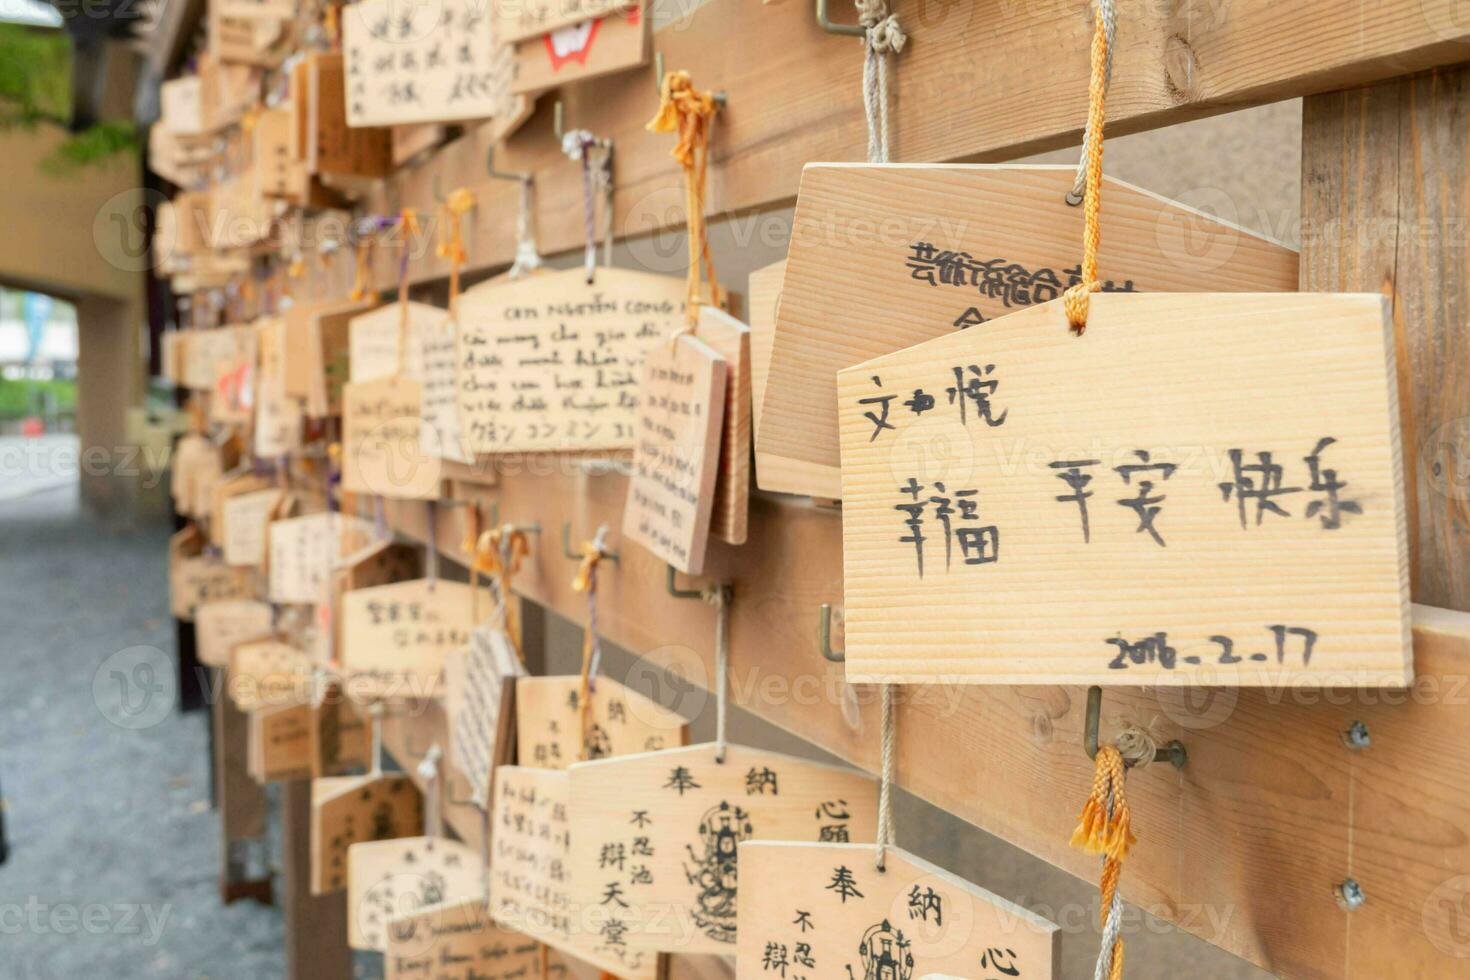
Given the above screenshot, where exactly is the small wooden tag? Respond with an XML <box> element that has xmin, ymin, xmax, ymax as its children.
<box><xmin>210</xmin><ymin>471</ymin><xmax>271</xmax><ymax>550</ymax></box>
<box><xmin>349</xmin><ymin>302</ymin><xmax>438</xmax><ymax>383</ymax></box>
<box><xmin>456</xmin><ymin>266</ymin><xmax>686</xmax><ymax>454</ymax></box>
<box><xmin>695</xmin><ymin>306</ymin><xmax>752</xmax><ymax>546</ymax></box>
<box><xmin>341</xmin><ymin>578</ymin><xmax>475</xmax><ymax>702</ymax></box>
<box><xmin>621</xmin><ymin>334</ymin><xmax>728</xmax><ymax>575</ymax></box>
<box><xmin>417</xmin><ymin>316</ymin><xmax>474</xmax><ymax>464</ymax></box>
<box><xmin>230</xmin><ymin>639</ymin><xmax>316</xmax><ymax>711</ymax></box>
<box><xmin>305</xmin><ymin>52</ymin><xmax>393</xmax><ymax>178</ymax></box>
<box><xmin>736</xmin><ymin>842</ymin><xmax>1060</xmax><ymax>980</ymax></box>
<box><xmin>311</xmin><ymin>773</ymin><xmax>424</xmax><ymax>894</ymax></box>
<box><xmin>489</xmin><ymin>766</ymin><xmax>660</xmax><ymax>979</ymax></box>
<box><xmin>515</xmin><ymin>674</ymin><xmax>688</xmax><ymax>769</ymax></box>
<box><xmin>747</xmin><ymin>259</ymin><xmax>785</xmax><ymax>442</ymax></box>
<box><xmin>445</xmin><ymin>625</ymin><xmax>526</xmax><ymax>801</ymax></box>
<box><xmin>310</xmin><ymin>693</ymin><xmax>373</xmax><ymax>777</ymax></box>
<box><xmin>196</xmin><ymin>599</ymin><xmax>273</xmax><ymax>668</ymax></box>
<box><xmin>510</xmin><ymin>2</ymin><xmax>648</xmax><ymax>95</ymax></box>
<box><xmin>348</xmin><ymin>836</ymin><xmax>483</xmax><ymax>951</ymax></box>
<box><xmin>495</xmin><ymin>0</ymin><xmax>634</xmax><ymax>43</ymax></box>
<box><xmin>254</xmin><ymin>317</ymin><xmax>303</xmax><ymax>457</ymax></box>
<box><xmin>566</xmin><ymin>743</ymin><xmax>879</xmax><ymax>954</ymax></box>
<box><xmin>283</xmin><ymin>297</ymin><xmax>373</xmax><ymax>418</ymax></box>
<box><xmin>221</xmin><ymin>488</ymin><xmax>284</xmax><ymax>566</ymax></box>
<box><xmin>209</xmin><ymin>324</ymin><xmax>258</xmax><ymax>425</ymax></box>
<box><xmin>342</xmin><ymin>376</ymin><xmax>443</xmax><ymax>500</ymax></box>
<box><xmin>171</xmin><ymin>552</ymin><xmax>255</xmax><ymax>621</ymax></box>
<box><xmin>267</xmin><ymin>512</ymin><xmax>379</xmax><ymax>605</ymax></box>
<box><xmin>248</xmin><ymin>700</ymin><xmax>314</xmax><ymax>782</ymax></box>
<box><xmin>386</xmin><ymin>898</ymin><xmax>592</xmax><ymax>979</ymax></box>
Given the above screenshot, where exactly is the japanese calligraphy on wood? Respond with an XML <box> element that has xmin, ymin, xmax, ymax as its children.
<box><xmin>387</xmin><ymin>898</ymin><xmax>595</xmax><ymax>980</ymax></box>
<box><xmin>349</xmin><ymin>836</ymin><xmax>483</xmax><ymax>951</ymax></box>
<box><xmin>456</xmin><ymin>267</ymin><xmax>685</xmax><ymax>454</ymax></box>
<box><xmin>417</xmin><ymin>315</ymin><xmax>474</xmax><ymax>464</ymax></box>
<box><xmin>342</xmin><ymin>578</ymin><xmax>475</xmax><ymax>702</ymax></box>
<box><xmin>306</xmin><ymin>52</ymin><xmax>393</xmax><ymax>178</ymax></box>
<box><xmin>760</xmin><ymin>164</ymin><xmax>1301</xmax><ymax>498</ymax></box>
<box><xmin>254</xmin><ymin>317</ymin><xmax>303</xmax><ymax>457</ymax></box>
<box><xmin>268</xmin><ymin>512</ymin><xmax>378</xmax><ymax>605</ymax></box>
<box><xmin>311</xmin><ymin>773</ymin><xmax>424</xmax><ymax>894</ymax></box>
<box><xmin>343</xmin><ymin>376</ymin><xmax>444</xmax><ymax>500</ymax></box>
<box><xmin>737</xmin><ymin>842</ymin><xmax>1059</xmax><ymax>980</ymax></box>
<box><xmin>837</xmin><ymin>292</ymin><xmax>1410</xmax><ymax>687</ymax></box>
<box><xmin>445</xmin><ymin>625</ymin><xmax>525</xmax><ymax>801</ymax></box>
<box><xmin>621</xmin><ymin>334</ymin><xmax>728</xmax><ymax>574</ymax></box>
<box><xmin>566</xmin><ymin>743</ymin><xmax>879</xmax><ymax>955</ymax></box>
<box><xmin>171</xmin><ymin>550</ymin><xmax>255</xmax><ymax>620</ymax></box>
<box><xmin>515</xmin><ymin>674</ymin><xmax>688</xmax><ymax>769</ymax></box>
<box><xmin>221</xmin><ymin>488</ymin><xmax>284</xmax><ymax>566</ymax></box>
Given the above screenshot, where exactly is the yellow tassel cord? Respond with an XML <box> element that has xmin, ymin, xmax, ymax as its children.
<box><xmin>646</xmin><ymin>70</ymin><xmax>722</xmax><ymax>327</ymax></box>
<box><xmin>1070</xmin><ymin>744</ymin><xmax>1135</xmax><ymax>980</ymax></box>
<box><xmin>349</xmin><ymin>237</ymin><xmax>378</xmax><ymax>303</ymax></box>
<box><xmin>572</xmin><ymin>542</ymin><xmax>604</xmax><ymax>758</ymax></box>
<box><xmin>1062</xmin><ymin>1</ymin><xmax>1110</xmax><ymax>335</ymax></box>
<box><xmin>395</xmin><ymin>208</ymin><xmax>421</xmax><ymax>377</ymax></box>
<box><xmin>436</xmin><ymin>188</ymin><xmax>477</xmax><ymax>323</ymax></box>
<box><xmin>471</xmin><ymin>525</ymin><xmax>530</xmax><ymax>665</ymax></box>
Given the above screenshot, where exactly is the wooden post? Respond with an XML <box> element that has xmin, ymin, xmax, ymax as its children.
<box><xmin>1301</xmin><ymin>65</ymin><xmax>1470</xmax><ymax>974</ymax></box>
<box><xmin>212</xmin><ymin>669</ymin><xmax>270</xmax><ymax>904</ymax></box>
<box><xmin>281</xmin><ymin>779</ymin><xmax>353</xmax><ymax>980</ymax></box>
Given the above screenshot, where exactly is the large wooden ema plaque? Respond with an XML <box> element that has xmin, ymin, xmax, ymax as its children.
<box><xmin>836</xmin><ymin>292</ymin><xmax>1410</xmax><ymax>688</ymax></box>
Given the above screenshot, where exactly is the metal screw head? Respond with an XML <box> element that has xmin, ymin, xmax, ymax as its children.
<box><xmin>1341</xmin><ymin>721</ymin><xmax>1371</xmax><ymax>750</ymax></box>
<box><xmin>1336</xmin><ymin>878</ymin><xmax>1366</xmax><ymax>910</ymax></box>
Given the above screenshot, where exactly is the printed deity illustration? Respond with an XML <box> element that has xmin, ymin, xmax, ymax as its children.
<box><xmin>859</xmin><ymin>919</ymin><xmax>914</xmax><ymax>980</ymax></box>
<box><xmin>683</xmin><ymin>800</ymin><xmax>752</xmax><ymax>944</ymax></box>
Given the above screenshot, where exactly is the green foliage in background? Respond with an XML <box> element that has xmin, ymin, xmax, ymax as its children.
<box><xmin>0</xmin><ymin>23</ymin><xmax>136</xmax><ymax>173</ymax></box>
<box><xmin>0</xmin><ymin>377</ymin><xmax>77</xmax><ymax>422</ymax></box>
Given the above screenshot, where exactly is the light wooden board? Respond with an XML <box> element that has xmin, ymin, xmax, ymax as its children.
<box><xmin>759</xmin><ymin>164</ymin><xmax>1300</xmax><ymax>498</ymax></box>
<box><xmin>249</xmin><ymin>700</ymin><xmax>314</xmax><ymax>782</ymax></box>
<box><xmin>417</xmin><ymin>315</ymin><xmax>474</xmax><ymax>464</ymax></box>
<box><xmin>495</xmin><ymin>0</ymin><xmax>634</xmax><ymax>44</ymax></box>
<box><xmin>307</xmin><ymin>52</ymin><xmax>394</xmax><ymax>178</ymax></box>
<box><xmin>182</xmin><ymin>327</ymin><xmax>242</xmax><ymax>391</ymax></box>
<box><xmin>456</xmin><ymin>266</ymin><xmax>686</xmax><ymax>454</ymax></box>
<box><xmin>510</xmin><ymin>2</ymin><xmax>647</xmax><ymax>95</ymax></box>
<box><xmin>343</xmin><ymin>0</ymin><xmax>506</xmax><ymax>128</ymax></box>
<box><xmin>310</xmin><ymin>694</ymin><xmax>373</xmax><ymax>777</ymax></box>
<box><xmin>284</xmin><ymin>298</ymin><xmax>373</xmax><ymax>419</ymax></box>
<box><xmin>319</xmin><ymin>539</ymin><xmax>426</xmax><ymax>666</ymax></box>
<box><xmin>196</xmin><ymin>599</ymin><xmax>273</xmax><ymax>669</ymax></box>
<box><xmin>209</xmin><ymin>470</ymin><xmax>271</xmax><ymax>550</ymax></box>
<box><xmin>222</xmin><ymin>488</ymin><xmax>284</xmax><ymax>566</ymax></box>
<box><xmin>268</xmin><ymin>512</ymin><xmax>379</xmax><ymax>605</ymax></box>
<box><xmin>515</xmin><ymin>674</ymin><xmax>687</xmax><ymax>769</ymax></box>
<box><xmin>567</xmin><ymin>742</ymin><xmax>878</xmax><ymax>954</ymax></box>
<box><xmin>386</xmin><ymin>897</ymin><xmax>598</xmax><ymax>980</ymax></box>
<box><xmin>489</xmin><ymin>765</ymin><xmax>660</xmax><ymax>980</ymax></box>
<box><xmin>209</xmin><ymin>324</ymin><xmax>259</xmax><ymax>425</ymax></box>
<box><xmin>311</xmin><ymin>773</ymin><xmax>424</xmax><ymax>894</ymax></box>
<box><xmin>349</xmin><ymin>302</ymin><xmax>437</xmax><ymax>382</ymax></box>
<box><xmin>254</xmin><ymin>317</ymin><xmax>303</xmax><ymax>457</ymax></box>
<box><xmin>837</xmin><ymin>292</ymin><xmax>1410</xmax><ymax>688</ymax></box>
<box><xmin>342</xmin><ymin>578</ymin><xmax>475</xmax><ymax>702</ymax></box>
<box><xmin>230</xmin><ymin>638</ymin><xmax>316</xmax><ymax>712</ymax></box>
<box><xmin>621</xmin><ymin>334</ymin><xmax>728</xmax><ymax>575</ymax></box>
<box><xmin>343</xmin><ymin>376</ymin><xmax>444</xmax><ymax>500</ymax></box>
<box><xmin>695</xmin><ymin>307</ymin><xmax>751</xmax><ymax>546</ymax></box>
<box><xmin>745</xmin><ymin>260</ymin><xmax>784</xmax><ymax>455</ymax></box>
<box><xmin>170</xmin><ymin>553</ymin><xmax>256</xmax><ymax>620</ymax></box>
<box><xmin>445</xmin><ymin>624</ymin><xmax>525</xmax><ymax>802</ymax></box>
<box><xmin>349</xmin><ymin>836</ymin><xmax>483</xmax><ymax>951</ymax></box>
<box><xmin>737</xmin><ymin>842</ymin><xmax>1059</xmax><ymax>980</ymax></box>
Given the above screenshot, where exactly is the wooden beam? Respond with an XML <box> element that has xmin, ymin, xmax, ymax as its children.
<box><xmin>276</xmin><ymin>0</ymin><xmax>1470</xmax><ymax>300</ymax></box>
<box><xmin>280</xmin><ymin>779</ymin><xmax>353</xmax><ymax>980</ymax></box>
<box><xmin>1301</xmin><ymin>64</ymin><xmax>1470</xmax><ymax>976</ymax></box>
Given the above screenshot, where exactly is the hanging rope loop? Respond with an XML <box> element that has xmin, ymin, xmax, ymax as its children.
<box><xmin>647</xmin><ymin>70</ymin><xmax>722</xmax><ymax>327</ymax></box>
<box><xmin>1062</xmin><ymin>0</ymin><xmax>1112</xmax><ymax>335</ymax></box>
<box><xmin>1071</xmin><ymin>743</ymin><xmax>1135</xmax><ymax>980</ymax></box>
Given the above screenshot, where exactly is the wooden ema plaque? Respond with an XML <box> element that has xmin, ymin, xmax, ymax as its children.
<box><xmin>510</xmin><ymin>1</ymin><xmax>648</xmax><ymax>95</ymax></box>
<box><xmin>170</xmin><ymin>548</ymin><xmax>255</xmax><ymax>621</ymax></box>
<box><xmin>455</xmin><ymin>265</ymin><xmax>686</xmax><ymax>455</ymax></box>
<box><xmin>747</xmin><ymin>259</ymin><xmax>785</xmax><ymax>443</ymax></box>
<box><xmin>229</xmin><ymin>638</ymin><xmax>315</xmax><ymax>711</ymax></box>
<box><xmin>209</xmin><ymin>324</ymin><xmax>258</xmax><ymax>424</ymax></box>
<box><xmin>621</xmin><ymin>334</ymin><xmax>728</xmax><ymax>575</ymax></box>
<box><xmin>341</xmin><ymin>578</ymin><xmax>475</xmax><ymax>702</ymax></box>
<box><xmin>566</xmin><ymin>743</ymin><xmax>879</xmax><ymax>955</ymax></box>
<box><xmin>736</xmin><ymin>842</ymin><xmax>1059</xmax><ymax>980</ymax></box>
<box><xmin>284</xmin><ymin>298</ymin><xmax>372</xmax><ymax>418</ymax></box>
<box><xmin>342</xmin><ymin>375</ymin><xmax>444</xmax><ymax>500</ymax></box>
<box><xmin>311</xmin><ymin>773</ymin><xmax>424</xmax><ymax>894</ymax></box>
<box><xmin>489</xmin><ymin>766</ymin><xmax>659</xmax><ymax>980</ymax></box>
<box><xmin>515</xmin><ymin>674</ymin><xmax>688</xmax><ymax>769</ymax></box>
<box><xmin>195</xmin><ymin>599</ymin><xmax>272</xmax><ymax>668</ymax></box>
<box><xmin>387</xmin><ymin>898</ymin><xmax>597</xmax><ymax>980</ymax></box>
<box><xmin>349</xmin><ymin>836</ymin><xmax>483</xmax><ymax>951</ymax></box>
<box><xmin>418</xmin><ymin>315</ymin><xmax>474</xmax><ymax>464</ymax></box>
<box><xmin>343</xmin><ymin>0</ymin><xmax>508</xmax><ymax>128</ymax></box>
<box><xmin>268</xmin><ymin>512</ymin><xmax>378</xmax><ymax>605</ymax></box>
<box><xmin>248</xmin><ymin>700</ymin><xmax>314</xmax><ymax>782</ymax></box>
<box><xmin>254</xmin><ymin>317</ymin><xmax>303</xmax><ymax>457</ymax></box>
<box><xmin>306</xmin><ymin>52</ymin><xmax>393</xmax><ymax>178</ymax></box>
<box><xmin>445</xmin><ymin>625</ymin><xmax>525</xmax><ymax>800</ymax></box>
<box><xmin>760</xmin><ymin>164</ymin><xmax>1300</xmax><ymax>498</ymax></box>
<box><xmin>310</xmin><ymin>694</ymin><xmax>373</xmax><ymax>776</ymax></box>
<box><xmin>495</xmin><ymin>0</ymin><xmax>634</xmax><ymax>44</ymax></box>
<box><xmin>837</xmin><ymin>292</ymin><xmax>1410</xmax><ymax>687</ymax></box>
<box><xmin>221</xmin><ymin>487</ymin><xmax>283</xmax><ymax>566</ymax></box>
<box><xmin>318</xmin><ymin>539</ymin><xmax>425</xmax><ymax>665</ymax></box>
<box><xmin>698</xmin><ymin>307</ymin><xmax>753</xmax><ymax>546</ymax></box>
<box><xmin>209</xmin><ymin>470</ymin><xmax>270</xmax><ymax>549</ymax></box>
<box><xmin>350</xmin><ymin>302</ymin><xmax>438</xmax><ymax>383</ymax></box>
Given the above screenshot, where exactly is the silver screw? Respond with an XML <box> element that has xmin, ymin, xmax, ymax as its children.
<box><xmin>1336</xmin><ymin>878</ymin><xmax>1366</xmax><ymax>910</ymax></box>
<box><xmin>1341</xmin><ymin>721</ymin><xmax>1371</xmax><ymax>750</ymax></box>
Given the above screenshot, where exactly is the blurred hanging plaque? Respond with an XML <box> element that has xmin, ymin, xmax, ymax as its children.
<box><xmin>342</xmin><ymin>578</ymin><xmax>475</xmax><ymax>702</ymax></box>
<box><xmin>209</xmin><ymin>324</ymin><xmax>259</xmax><ymax>425</ymax></box>
<box><xmin>248</xmin><ymin>700</ymin><xmax>314</xmax><ymax>782</ymax></box>
<box><xmin>495</xmin><ymin>0</ymin><xmax>634</xmax><ymax>43</ymax></box>
<box><xmin>566</xmin><ymin>743</ymin><xmax>878</xmax><ymax>955</ymax></box>
<box><xmin>349</xmin><ymin>836</ymin><xmax>483</xmax><ymax>951</ymax></box>
<box><xmin>386</xmin><ymin>898</ymin><xmax>592</xmax><ymax>980</ymax></box>
<box><xmin>310</xmin><ymin>694</ymin><xmax>373</xmax><ymax>776</ymax></box>
<box><xmin>230</xmin><ymin>638</ymin><xmax>316</xmax><ymax>711</ymax></box>
<box><xmin>515</xmin><ymin>674</ymin><xmax>688</xmax><ymax>770</ymax></box>
<box><xmin>284</xmin><ymin>298</ymin><xmax>373</xmax><ymax>418</ymax></box>
<box><xmin>350</xmin><ymin>302</ymin><xmax>439</xmax><ymax>382</ymax></box>
<box><xmin>209</xmin><ymin>470</ymin><xmax>270</xmax><ymax>550</ymax></box>
<box><xmin>195</xmin><ymin>599</ymin><xmax>273</xmax><ymax>668</ymax></box>
<box><xmin>760</xmin><ymin>164</ymin><xmax>1300</xmax><ymax>499</ymax></box>
<box><xmin>171</xmin><ymin>549</ymin><xmax>255</xmax><ymax>620</ymax></box>
<box><xmin>343</xmin><ymin>0</ymin><xmax>507</xmax><ymax>128</ymax></box>
<box><xmin>305</xmin><ymin>52</ymin><xmax>393</xmax><ymax>178</ymax></box>
<box><xmin>268</xmin><ymin>512</ymin><xmax>379</xmax><ymax>605</ymax></box>
<box><xmin>837</xmin><ymin>292</ymin><xmax>1410</xmax><ymax>688</ymax></box>
<box><xmin>489</xmin><ymin>766</ymin><xmax>660</xmax><ymax>980</ymax></box>
<box><xmin>699</xmin><ymin>307</ymin><xmax>753</xmax><ymax>546</ymax></box>
<box><xmin>417</xmin><ymin>316</ymin><xmax>474</xmax><ymax>464</ymax></box>
<box><xmin>621</xmin><ymin>334</ymin><xmax>728</xmax><ymax>575</ymax></box>
<box><xmin>737</xmin><ymin>842</ymin><xmax>1060</xmax><ymax>980</ymax></box>
<box><xmin>445</xmin><ymin>625</ymin><xmax>525</xmax><ymax>801</ymax></box>
<box><xmin>342</xmin><ymin>376</ymin><xmax>443</xmax><ymax>500</ymax></box>
<box><xmin>510</xmin><ymin>1</ymin><xmax>648</xmax><ymax>95</ymax></box>
<box><xmin>221</xmin><ymin>488</ymin><xmax>284</xmax><ymax>566</ymax></box>
<box><xmin>255</xmin><ymin>317</ymin><xmax>303</xmax><ymax>457</ymax></box>
<box><xmin>311</xmin><ymin>773</ymin><xmax>424</xmax><ymax>894</ymax></box>
<box><xmin>456</xmin><ymin>267</ymin><xmax>685</xmax><ymax>454</ymax></box>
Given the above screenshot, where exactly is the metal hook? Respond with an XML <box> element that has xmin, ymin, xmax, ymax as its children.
<box><xmin>487</xmin><ymin>146</ymin><xmax>531</xmax><ymax>183</ymax></box>
<box><xmin>1083</xmin><ymin>686</ymin><xmax>1188</xmax><ymax>770</ymax></box>
<box><xmin>443</xmin><ymin>775</ymin><xmax>484</xmax><ymax>810</ymax></box>
<box><xmin>431</xmin><ymin>173</ymin><xmax>446</xmax><ymax>204</ymax></box>
<box><xmin>815</xmin><ymin>0</ymin><xmax>864</xmax><ymax>36</ymax></box>
<box><xmin>666</xmin><ymin>565</ymin><xmax>706</xmax><ymax>600</ymax></box>
<box><xmin>653</xmin><ymin>51</ymin><xmax>727</xmax><ymax>107</ymax></box>
<box><xmin>818</xmin><ymin>603</ymin><xmax>845</xmax><ymax>663</ymax></box>
<box><xmin>485</xmin><ymin>501</ymin><xmax>541</xmax><ymax>537</ymax></box>
<box><xmin>561</xmin><ymin>522</ymin><xmax>619</xmax><ymax>563</ymax></box>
